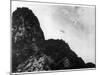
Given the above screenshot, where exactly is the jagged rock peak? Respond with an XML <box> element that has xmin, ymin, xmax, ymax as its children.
<box><xmin>12</xmin><ymin>7</ymin><xmax>45</xmax><ymax>43</ymax></box>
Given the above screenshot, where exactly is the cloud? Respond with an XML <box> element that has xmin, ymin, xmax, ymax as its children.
<box><xmin>12</xmin><ymin>1</ymin><xmax>95</xmax><ymax>63</ymax></box>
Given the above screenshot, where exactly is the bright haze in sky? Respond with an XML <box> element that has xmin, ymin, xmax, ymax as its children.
<box><xmin>12</xmin><ymin>1</ymin><xmax>95</xmax><ymax>63</ymax></box>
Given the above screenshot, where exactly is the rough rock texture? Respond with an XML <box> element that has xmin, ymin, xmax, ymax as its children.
<box><xmin>16</xmin><ymin>54</ymin><xmax>51</xmax><ymax>72</ymax></box>
<box><xmin>12</xmin><ymin>7</ymin><xmax>45</xmax><ymax>72</ymax></box>
<box><xmin>12</xmin><ymin>7</ymin><xmax>95</xmax><ymax>73</ymax></box>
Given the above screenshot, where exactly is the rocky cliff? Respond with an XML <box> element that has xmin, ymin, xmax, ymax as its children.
<box><xmin>12</xmin><ymin>7</ymin><xmax>95</xmax><ymax>73</ymax></box>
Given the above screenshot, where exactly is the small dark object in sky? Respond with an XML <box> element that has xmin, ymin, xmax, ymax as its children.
<box><xmin>60</xmin><ymin>30</ymin><xmax>65</xmax><ymax>33</ymax></box>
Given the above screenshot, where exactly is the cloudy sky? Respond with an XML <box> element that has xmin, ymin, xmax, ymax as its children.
<box><xmin>12</xmin><ymin>1</ymin><xmax>95</xmax><ymax>63</ymax></box>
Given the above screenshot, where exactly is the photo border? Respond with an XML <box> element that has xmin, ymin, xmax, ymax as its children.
<box><xmin>10</xmin><ymin>0</ymin><xmax>96</xmax><ymax>75</ymax></box>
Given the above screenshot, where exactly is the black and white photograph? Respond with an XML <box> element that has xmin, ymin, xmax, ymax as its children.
<box><xmin>11</xmin><ymin>0</ymin><xmax>96</xmax><ymax>74</ymax></box>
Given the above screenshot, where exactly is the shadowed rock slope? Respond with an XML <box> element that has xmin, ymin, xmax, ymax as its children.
<box><xmin>12</xmin><ymin>7</ymin><xmax>95</xmax><ymax>73</ymax></box>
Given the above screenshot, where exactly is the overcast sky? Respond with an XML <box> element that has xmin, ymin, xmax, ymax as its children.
<box><xmin>12</xmin><ymin>1</ymin><xmax>95</xmax><ymax>63</ymax></box>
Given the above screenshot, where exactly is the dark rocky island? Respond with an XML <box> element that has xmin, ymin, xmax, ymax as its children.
<box><xmin>12</xmin><ymin>7</ymin><xmax>95</xmax><ymax>73</ymax></box>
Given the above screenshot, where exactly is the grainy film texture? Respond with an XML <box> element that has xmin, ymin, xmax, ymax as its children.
<box><xmin>11</xmin><ymin>1</ymin><xmax>96</xmax><ymax>73</ymax></box>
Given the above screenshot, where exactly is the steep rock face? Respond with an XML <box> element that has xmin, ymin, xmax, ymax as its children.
<box><xmin>12</xmin><ymin>7</ymin><xmax>45</xmax><ymax>43</ymax></box>
<box><xmin>16</xmin><ymin>39</ymin><xmax>89</xmax><ymax>72</ymax></box>
<box><xmin>16</xmin><ymin>54</ymin><xmax>51</xmax><ymax>72</ymax></box>
<box><xmin>12</xmin><ymin>7</ymin><xmax>95</xmax><ymax>73</ymax></box>
<box><xmin>12</xmin><ymin>7</ymin><xmax>45</xmax><ymax>72</ymax></box>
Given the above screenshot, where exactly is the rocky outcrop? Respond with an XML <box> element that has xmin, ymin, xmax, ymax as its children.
<box><xmin>12</xmin><ymin>7</ymin><xmax>95</xmax><ymax>73</ymax></box>
<box><xmin>12</xmin><ymin>7</ymin><xmax>45</xmax><ymax>72</ymax></box>
<box><xmin>42</xmin><ymin>39</ymin><xmax>86</xmax><ymax>70</ymax></box>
